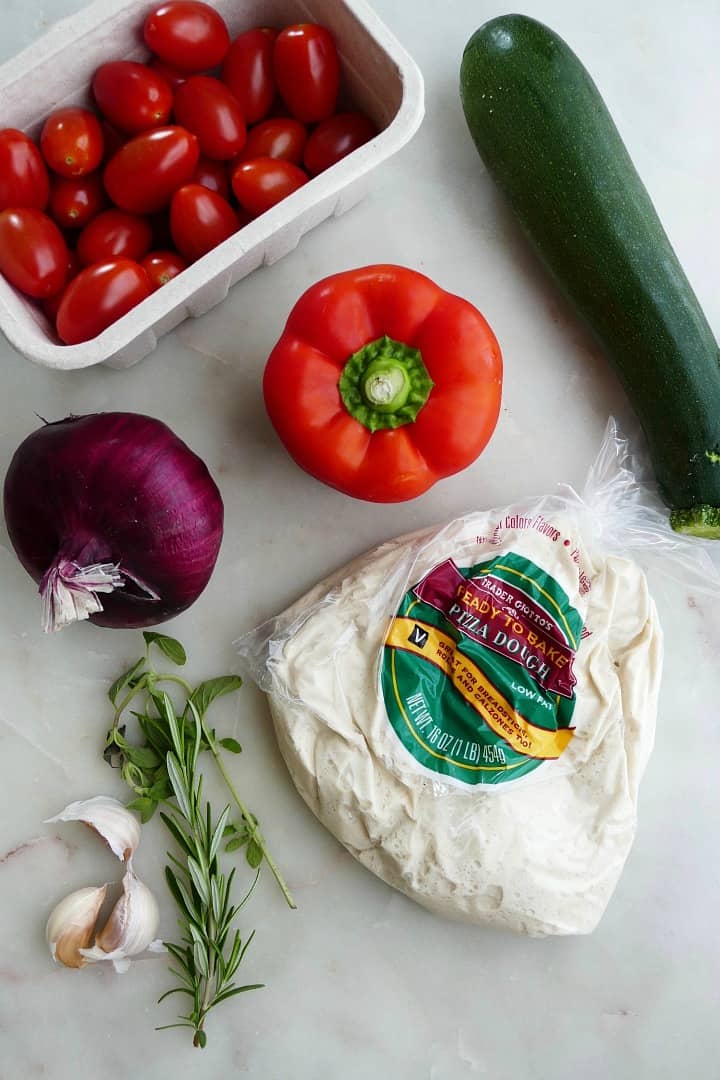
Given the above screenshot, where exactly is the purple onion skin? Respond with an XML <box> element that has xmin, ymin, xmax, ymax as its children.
<box><xmin>3</xmin><ymin>413</ymin><xmax>224</xmax><ymax>628</ymax></box>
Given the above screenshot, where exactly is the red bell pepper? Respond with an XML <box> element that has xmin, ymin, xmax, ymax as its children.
<box><xmin>263</xmin><ymin>264</ymin><xmax>503</xmax><ymax>502</ymax></box>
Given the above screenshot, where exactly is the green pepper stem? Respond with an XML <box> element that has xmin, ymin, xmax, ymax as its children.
<box><xmin>362</xmin><ymin>359</ymin><xmax>411</xmax><ymax>412</ymax></box>
<box><xmin>338</xmin><ymin>335</ymin><xmax>434</xmax><ymax>433</ymax></box>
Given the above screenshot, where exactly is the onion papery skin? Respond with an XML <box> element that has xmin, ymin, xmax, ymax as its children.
<box><xmin>3</xmin><ymin>413</ymin><xmax>224</xmax><ymax>629</ymax></box>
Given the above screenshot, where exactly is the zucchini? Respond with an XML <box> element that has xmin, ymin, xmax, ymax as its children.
<box><xmin>460</xmin><ymin>15</ymin><xmax>720</xmax><ymax>537</ymax></box>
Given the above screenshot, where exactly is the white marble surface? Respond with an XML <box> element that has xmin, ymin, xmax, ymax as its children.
<box><xmin>1</xmin><ymin>1</ymin><xmax>719</xmax><ymax>1077</ymax></box>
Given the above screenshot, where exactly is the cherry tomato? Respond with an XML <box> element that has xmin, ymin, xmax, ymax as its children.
<box><xmin>141</xmin><ymin>250</ymin><xmax>188</xmax><ymax>290</ymax></box>
<box><xmin>0</xmin><ymin>129</ymin><xmax>50</xmax><ymax>211</ymax></box>
<box><xmin>148</xmin><ymin>58</ymin><xmax>188</xmax><ymax>91</ymax></box>
<box><xmin>42</xmin><ymin>251</ymin><xmax>81</xmax><ymax>322</ymax></box>
<box><xmin>231</xmin><ymin>158</ymin><xmax>308</xmax><ymax>216</ymax></box>
<box><xmin>174</xmin><ymin>76</ymin><xmax>246</xmax><ymax>161</ymax></box>
<box><xmin>238</xmin><ymin>118</ymin><xmax>306</xmax><ymax>165</ymax></box>
<box><xmin>170</xmin><ymin>184</ymin><xmax>239</xmax><ymax>261</ymax></box>
<box><xmin>304</xmin><ymin>112</ymin><xmax>376</xmax><ymax>176</ymax></box>
<box><xmin>104</xmin><ymin>126</ymin><xmax>199</xmax><ymax>214</ymax></box>
<box><xmin>77</xmin><ymin>209</ymin><xmax>153</xmax><ymax>266</ymax></box>
<box><xmin>273</xmin><ymin>24</ymin><xmax>340</xmax><ymax>124</ymax></box>
<box><xmin>49</xmin><ymin>173</ymin><xmax>106</xmax><ymax>229</ymax></box>
<box><xmin>144</xmin><ymin>2</ymin><xmax>230</xmax><ymax>73</ymax></box>
<box><xmin>0</xmin><ymin>209</ymin><xmax>68</xmax><ymax>298</ymax></box>
<box><xmin>191</xmin><ymin>157</ymin><xmax>231</xmax><ymax>200</ymax></box>
<box><xmin>93</xmin><ymin>61</ymin><xmax>173</xmax><ymax>135</ymax></box>
<box><xmin>40</xmin><ymin>108</ymin><xmax>104</xmax><ymax>177</ymax></box>
<box><xmin>57</xmin><ymin>258</ymin><xmax>152</xmax><ymax>345</ymax></box>
<box><xmin>222</xmin><ymin>28</ymin><xmax>277</xmax><ymax>124</ymax></box>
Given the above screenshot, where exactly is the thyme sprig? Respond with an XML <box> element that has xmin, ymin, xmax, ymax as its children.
<box><xmin>104</xmin><ymin>631</ymin><xmax>295</xmax><ymax>908</ymax></box>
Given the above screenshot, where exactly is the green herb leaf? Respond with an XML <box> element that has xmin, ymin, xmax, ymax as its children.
<box><xmin>190</xmin><ymin>676</ymin><xmax>242</xmax><ymax>717</ymax></box>
<box><xmin>212</xmin><ymin>984</ymin><xmax>264</xmax><ymax>1006</ymax></box>
<box><xmin>246</xmin><ymin>839</ymin><xmax>263</xmax><ymax>870</ymax></box>
<box><xmin>143</xmin><ymin>632</ymin><xmax>187</xmax><ymax>666</ymax></box>
<box><xmin>108</xmin><ymin>657</ymin><xmax>145</xmax><ymax>705</ymax></box>
<box><xmin>126</xmin><ymin>796</ymin><xmax>158</xmax><ymax>823</ymax></box>
<box><xmin>125</xmin><ymin>745</ymin><xmax>162</xmax><ymax>770</ymax></box>
<box><xmin>224</xmin><ymin>836</ymin><xmax>247</xmax><ymax>854</ymax></box>
<box><xmin>218</xmin><ymin>737</ymin><xmax>242</xmax><ymax>754</ymax></box>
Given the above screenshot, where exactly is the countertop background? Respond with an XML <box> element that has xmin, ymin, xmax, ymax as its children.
<box><xmin>1</xmin><ymin>1</ymin><xmax>719</xmax><ymax>1077</ymax></box>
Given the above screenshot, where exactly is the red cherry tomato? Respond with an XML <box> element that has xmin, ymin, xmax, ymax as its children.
<box><xmin>238</xmin><ymin>118</ymin><xmax>306</xmax><ymax>165</ymax></box>
<box><xmin>57</xmin><ymin>258</ymin><xmax>152</xmax><ymax>345</ymax></box>
<box><xmin>93</xmin><ymin>61</ymin><xmax>173</xmax><ymax>135</ymax></box>
<box><xmin>0</xmin><ymin>129</ymin><xmax>50</xmax><ymax>211</ymax></box>
<box><xmin>222</xmin><ymin>28</ymin><xmax>277</xmax><ymax>124</ymax></box>
<box><xmin>104</xmin><ymin>126</ymin><xmax>199</xmax><ymax>214</ymax></box>
<box><xmin>148</xmin><ymin>58</ymin><xmax>188</xmax><ymax>91</ymax></box>
<box><xmin>231</xmin><ymin>158</ymin><xmax>308</xmax><ymax>216</ymax></box>
<box><xmin>42</xmin><ymin>251</ymin><xmax>81</xmax><ymax>322</ymax></box>
<box><xmin>40</xmin><ymin>108</ymin><xmax>104</xmax><ymax>177</ymax></box>
<box><xmin>0</xmin><ymin>208</ymin><xmax>68</xmax><ymax>298</ymax></box>
<box><xmin>174</xmin><ymin>76</ymin><xmax>246</xmax><ymax>161</ymax></box>
<box><xmin>170</xmin><ymin>184</ymin><xmax>239</xmax><ymax>261</ymax></box>
<box><xmin>141</xmin><ymin>250</ymin><xmax>188</xmax><ymax>290</ymax></box>
<box><xmin>303</xmin><ymin>112</ymin><xmax>376</xmax><ymax>176</ymax></box>
<box><xmin>49</xmin><ymin>173</ymin><xmax>106</xmax><ymax>229</ymax></box>
<box><xmin>191</xmin><ymin>156</ymin><xmax>231</xmax><ymax>200</ymax></box>
<box><xmin>273</xmin><ymin>24</ymin><xmax>340</xmax><ymax>124</ymax></box>
<box><xmin>77</xmin><ymin>209</ymin><xmax>153</xmax><ymax>266</ymax></box>
<box><xmin>144</xmin><ymin>2</ymin><xmax>230</xmax><ymax>73</ymax></box>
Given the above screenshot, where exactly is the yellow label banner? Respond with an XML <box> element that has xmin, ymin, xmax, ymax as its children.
<box><xmin>385</xmin><ymin>617</ymin><xmax>574</xmax><ymax>760</ymax></box>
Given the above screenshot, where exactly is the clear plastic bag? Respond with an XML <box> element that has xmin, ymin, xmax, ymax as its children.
<box><xmin>236</xmin><ymin>421</ymin><xmax>718</xmax><ymax>934</ymax></box>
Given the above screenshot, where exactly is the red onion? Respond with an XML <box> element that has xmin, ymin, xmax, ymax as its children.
<box><xmin>3</xmin><ymin>413</ymin><xmax>224</xmax><ymax>632</ymax></box>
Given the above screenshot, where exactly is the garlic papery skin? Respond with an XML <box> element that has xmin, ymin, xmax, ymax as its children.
<box><xmin>79</xmin><ymin>867</ymin><xmax>162</xmax><ymax>974</ymax></box>
<box><xmin>45</xmin><ymin>796</ymin><xmax>141</xmax><ymax>861</ymax></box>
<box><xmin>46</xmin><ymin>885</ymin><xmax>108</xmax><ymax>969</ymax></box>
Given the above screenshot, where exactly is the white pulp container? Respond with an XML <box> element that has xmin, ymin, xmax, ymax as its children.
<box><xmin>0</xmin><ymin>0</ymin><xmax>424</xmax><ymax>370</ymax></box>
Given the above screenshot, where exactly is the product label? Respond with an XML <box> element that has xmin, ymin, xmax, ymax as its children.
<box><xmin>381</xmin><ymin>552</ymin><xmax>583</xmax><ymax>786</ymax></box>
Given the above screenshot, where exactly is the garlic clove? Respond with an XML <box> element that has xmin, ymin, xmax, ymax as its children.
<box><xmin>79</xmin><ymin>867</ymin><xmax>162</xmax><ymax>972</ymax></box>
<box><xmin>46</xmin><ymin>885</ymin><xmax>108</xmax><ymax>969</ymax></box>
<box><xmin>45</xmin><ymin>795</ymin><xmax>141</xmax><ymax>861</ymax></box>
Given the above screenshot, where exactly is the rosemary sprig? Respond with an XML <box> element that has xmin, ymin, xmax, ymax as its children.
<box><xmin>103</xmin><ymin>631</ymin><xmax>296</xmax><ymax>909</ymax></box>
<box><xmin>156</xmin><ymin>695</ymin><xmax>263</xmax><ymax>1048</ymax></box>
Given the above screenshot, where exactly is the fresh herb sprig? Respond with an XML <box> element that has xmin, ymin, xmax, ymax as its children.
<box><xmin>156</xmin><ymin>695</ymin><xmax>263</xmax><ymax>1048</ymax></box>
<box><xmin>104</xmin><ymin>631</ymin><xmax>296</xmax><ymax>909</ymax></box>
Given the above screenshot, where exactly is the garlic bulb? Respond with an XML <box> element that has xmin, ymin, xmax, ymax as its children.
<box><xmin>80</xmin><ymin>867</ymin><xmax>164</xmax><ymax>974</ymax></box>
<box><xmin>45</xmin><ymin>796</ymin><xmax>141</xmax><ymax>861</ymax></box>
<box><xmin>46</xmin><ymin>885</ymin><xmax>108</xmax><ymax>969</ymax></box>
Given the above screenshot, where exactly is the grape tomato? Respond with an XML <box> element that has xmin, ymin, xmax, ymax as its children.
<box><xmin>142</xmin><ymin>250</ymin><xmax>188</xmax><ymax>290</ymax></box>
<box><xmin>303</xmin><ymin>112</ymin><xmax>377</xmax><ymax>175</ymax></box>
<box><xmin>0</xmin><ymin>208</ymin><xmax>69</xmax><ymax>299</ymax></box>
<box><xmin>239</xmin><ymin>118</ymin><xmax>307</xmax><ymax>165</ymax></box>
<box><xmin>222</xmin><ymin>28</ymin><xmax>277</xmax><ymax>124</ymax></box>
<box><xmin>40</xmin><ymin>108</ymin><xmax>104</xmax><ymax>177</ymax></box>
<box><xmin>170</xmin><ymin>184</ymin><xmax>239</xmax><ymax>261</ymax></box>
<box><xmin>77</xmin><ymin>209</ymin><xmax>153</xmax><ymax>266</ymax></box>
<box><xmin>174</xmin><ymin>76</ymin><xmax>246</xmax><ymax>161</ymax></box>
<box><xmin>273</xmin><ymin>24</ymin><xmax>340</xmax><ymax>124</ymax></box>
<box><xmin>104</xmin><ymin>126</ymin><xmax>199</xmax><ymax>214</ymax></box>
<box><xmin>0</xmin><ymin>129</ymin><xmax>50</xmax><ymax>212</ymax></box>
<box><xmin>93</xmin><ymin>61</ymin><xmax>173</xmax><ymax>134</ymax></box>
<box><xmin>144</xmin><ymin>2</ymin><xmax>230</xmax><ymax>73</ymax></box>
<box><xmin>231</xmin><ymin>157</ymin><xmax>308</xmax><ymax>216</ymax></box>
<box><xmin>57</xmin><ymin>258</ymin><xmax>152</xmax><ymax>345</ymax></box>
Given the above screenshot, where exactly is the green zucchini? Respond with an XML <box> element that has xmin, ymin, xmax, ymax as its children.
<box><xmin>460</xmin><ymin>15</ymin><xmax>720</xmax><ymax>537</ymax></box>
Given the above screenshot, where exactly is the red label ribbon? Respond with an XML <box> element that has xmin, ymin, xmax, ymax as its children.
<box><xmin>413</xmin><ymin>559</ymin><xmax>577</xmax><ymax>698</ymax></box>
